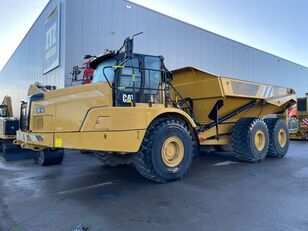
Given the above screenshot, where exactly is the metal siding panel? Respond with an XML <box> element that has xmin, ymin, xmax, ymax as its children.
<box><xmin>65</xmin><ymin>0</ymin><xmax>84</xmax><ymax>86</ymax></box>
<box><xmin>163</xmin><ymin>17</ymin><xmax>177</xmax><ymax>69</ymax></box>
<box><xmin>134</xmin><ymin>4</ymin><xmax>150</xmax><ymax>53</ymax></box>
<box><xmin>98</xmin><ymin>0</ymin><xmax>113</xmax><ymax>51</ymax></box>
<box><xmin>83</xmin><ymin>0</ymin><xmax>99</xmax><ymax>56</ymax></box>
<box><xmin>196</xmin><ymin>29</ymin><xmax>203</xmax><ymax>68</ymax></box>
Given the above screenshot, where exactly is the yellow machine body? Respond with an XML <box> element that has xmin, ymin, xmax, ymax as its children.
<box><xmin>16</xmin><ymin>82</ymin><xmax>195</xmax><ymax>152</ymax></box>
<box><xmin>171</xmin><ymin>67</ymin><xmax>296</xmax><ymax>144</ymax></box>
<box><xmin>290</xmin><ymin>95</ymin><xmax>308</xmax><ymax>140</ymax></box>
<box><xmin>16</xmin><ymin>67</ymin><xmax>296</xmax><ymax>152</ymax></box>
<box><xmin>0</xmin><ymin>96</ymin><xmax>17</xmax><ymax>141</ymax></box>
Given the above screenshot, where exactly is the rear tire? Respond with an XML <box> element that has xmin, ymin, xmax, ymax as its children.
<box><xmin>231</xmin><ymin>118</ymin><xmax>269</xmax><ymax>163</ymax></box>
<box><xmin>133</xmin><ymin>118</ymin><xmax>193</xmax><ymax>183</ymax></box>
<box><xmin>35</xmin><ymin>148</ymin><xmax>64</xmax><ymax>166</ymax></box>
<box><xmin>95</xmin><ymin>152</ymin><xmax>132</xmax><ymax>166</ymax></box>
<box><xmin>264</xmin><ymin>118</ymin><xmax>289</xmax><ymax>158</ymax></box>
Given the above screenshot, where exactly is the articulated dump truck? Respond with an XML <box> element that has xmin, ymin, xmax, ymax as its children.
<box><xmin>15</xmin><ymin>35</ymin><xmax>296</xmax><ymax>183</ymax></box>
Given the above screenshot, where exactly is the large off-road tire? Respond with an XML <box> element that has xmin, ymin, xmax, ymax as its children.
<box><xmin>231</xmin><ymin>118</ymin><xmax>269</xmax><ymax>163</ymax></box>
<box><xmin>95</xmin><ymin>152</ymin><xmax>133</xmax><ymax>166</ymax></box>
<box><xmin>264</xmin><ymin>118</ymin><xmax>289</xmax><ymax>158</ymax></box>
<box><xmin>133</xmin><ymin>118</ymin><xmax>194</xmax><ymax>183</ymax></box>
<box><xmin>34</xmin><ymin>148</ymin><xmax>64</xmax><ymax>166</ymax></box>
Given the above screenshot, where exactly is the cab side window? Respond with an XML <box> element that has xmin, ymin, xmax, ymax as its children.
<box><xmin>0</xmin><ymin>107</ymin><xmax>7</xmax><ymax>117</ymax></box>
<box><xmin>119</xmin><ymin>58</ymin><xmax>142</xmax><ymax>92</ymax></box>
<box><xmin>144</xmin><ymin>56</ymin><xmax>161</xmax><ymax>94</ymax></box>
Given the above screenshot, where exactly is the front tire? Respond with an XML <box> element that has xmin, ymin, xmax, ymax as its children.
<box><xmin>133</xmin><ymin>118</ymin><xmax>193</xmax><ymax>183</ymax></box>
<box><xmin>264</xmin><ymin>118</ymin><xmax>289</xmax><ymax>158</ymax></box>
<box><xmin>35</xmin><ymin>148</ymin><xmax>64</xmax><ymax>166</ymax></box>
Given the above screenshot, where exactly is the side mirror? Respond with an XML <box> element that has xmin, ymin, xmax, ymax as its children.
<box><xmin>124</xmin><ymin>38</ymin><xmax>134</xmax><ymax>59</ymax></box>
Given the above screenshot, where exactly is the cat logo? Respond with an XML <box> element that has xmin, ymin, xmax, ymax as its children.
<box><xmin>123</xmin><ymin>94</ymin><xmax>134</xmax><ymax>103</ymax></box>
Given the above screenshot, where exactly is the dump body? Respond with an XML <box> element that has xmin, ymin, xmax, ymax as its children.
<box><xmin>171</xmin><ymin>67</ymin><xmax>296</xmax><ymax>144</ymax></box>
<box><xmin>172</xmin><ymin>67</ymin><xmax>296</xmax><ymax>124</ymax></box>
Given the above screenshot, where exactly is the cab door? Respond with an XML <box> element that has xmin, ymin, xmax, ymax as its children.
<box><xmin>115</xmin><ymin>56</ymin><xmax>143</xmax><ymax>106</ymax></box>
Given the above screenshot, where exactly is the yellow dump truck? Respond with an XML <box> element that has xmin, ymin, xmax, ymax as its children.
<box><xmin>15</xmin><ymin>36</ymin><xmax>296</xmax><ymax>182</ymax></box>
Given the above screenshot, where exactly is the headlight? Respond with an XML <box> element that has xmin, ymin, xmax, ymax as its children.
<box><xmin>35</xmin><ymin>106</ymin><xmax>45</xmax><ymax>114</ymax></box>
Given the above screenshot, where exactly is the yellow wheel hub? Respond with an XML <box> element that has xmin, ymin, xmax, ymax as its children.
<box><xmin>254</xmin><ymin>130</ymin><xmax>266</xmax><ymax>151</ymax></box>
<box><xmin>278</xmin><ymin>128</ymin><xmax>287</xmax><ymax>148</ymax></box>
<box><xmin>161</xmin><ymin>136</ymin><xmax>184</xmax><ymax>167</ymax></box>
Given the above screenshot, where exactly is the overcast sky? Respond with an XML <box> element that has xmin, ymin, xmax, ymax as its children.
<box><xmin>0</xmin><ymin>0</ymin><xmax>307</xmax><ymax>70</ymax></box>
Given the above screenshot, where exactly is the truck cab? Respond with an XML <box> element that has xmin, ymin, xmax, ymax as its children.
<box><xmin>0</xmin><ymin>100</ymin><xmax>19</xmax><ymax>153</ymax></box>
<box><xmin>0</xmin><ymin>105</ymin><xmax>8</xmax><ymax>117</ymax></box>
<box><xmin>90</xmin><ymin>52</ymin><xmax>168</xmax><ymax>107</ymax></box>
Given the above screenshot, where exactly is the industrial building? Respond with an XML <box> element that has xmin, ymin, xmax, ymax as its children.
<box><xmin>0</xmin><ymin>0</ymin><xmax>307</xmax><ymax>116</ymax></box>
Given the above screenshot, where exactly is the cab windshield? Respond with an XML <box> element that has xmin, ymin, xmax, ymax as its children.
<box><xmin>0</xmin><ymin>106</ymin><xmax>7</xmax><ymax>117</ymax></box>
<box><xmin>92</xmin><ymin>58</ymin><xmax>117</xmax><ymax>83</ymax></box>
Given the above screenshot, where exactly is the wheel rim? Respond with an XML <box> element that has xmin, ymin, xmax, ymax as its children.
<box><xmin>254</xmin><ymin>130</ymin><xmax>266</xmax><ymax>151</ymax></box>
<box><xmin>278</xmin><ymin>128</ymin><xmax>287</xmax><ymax>148</ymax></box>
<box><xmin>161</xmin><ymin>136</ymin><xmax>184</xmax><ymax>167</ymax></box>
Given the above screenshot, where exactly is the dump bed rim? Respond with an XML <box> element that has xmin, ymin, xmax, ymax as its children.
<box><xmin>171</xmin><ymin>66</ymin><xmax>296</xmax><ymax>93</ymax></box>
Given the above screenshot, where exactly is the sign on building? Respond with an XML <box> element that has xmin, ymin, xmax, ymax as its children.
<box><xmin>43</xmin><ymin>4</ymin><xmax>60</xmax><ymax>74</ymax></box>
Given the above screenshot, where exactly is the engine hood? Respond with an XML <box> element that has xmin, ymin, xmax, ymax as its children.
<box><xmin>30</xmin><ymin>82</ymin><xmax>112</xmax><ymax>132</ymax></box>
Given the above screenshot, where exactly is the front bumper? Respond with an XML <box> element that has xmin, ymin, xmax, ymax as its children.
<box><xmin>16</xmin><ymin>130</ymin><xmax>54</xmax><ymax>149</ymax></box>
<box><xmin>15</xmin><ymin>129</ymin><xmax>146</xmax><ymax>153</ymax></box>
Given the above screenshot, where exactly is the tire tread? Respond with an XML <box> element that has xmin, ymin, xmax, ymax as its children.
<box><xmin>133</xmin><ymin>118</ymin><xmax>193</xmax><ymax>183</ymax></box>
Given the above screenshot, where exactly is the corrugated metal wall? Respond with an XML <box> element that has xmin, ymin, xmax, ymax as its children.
<box><xmin>65</xmin><ymin>0</ymin><xmax>308</xmax><ymax>96</ymax></box>
<box><xmin>1</xmin><ymin>0</ymin><xmax>307</xmax><ymax>117</ymax></box>
<box><xmin>0</xmin><ymin>0</ymin><xmax>66</xmax><ymax>116</ymax></box>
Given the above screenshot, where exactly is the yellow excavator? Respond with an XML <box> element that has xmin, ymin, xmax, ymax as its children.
<box><xmin>0</xmin><ymin>96</ymin><xmax>19</xmax><ymax>153</ymax></box>
<box><xmin>290</xmin><ymin>94</ymin><xmax>308</xmax><ymax>140</ymax></box>
<box><xmin>15</xmin><ymin>35</ymin><xmax>296</xmax><ymax>182</ymax></box>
